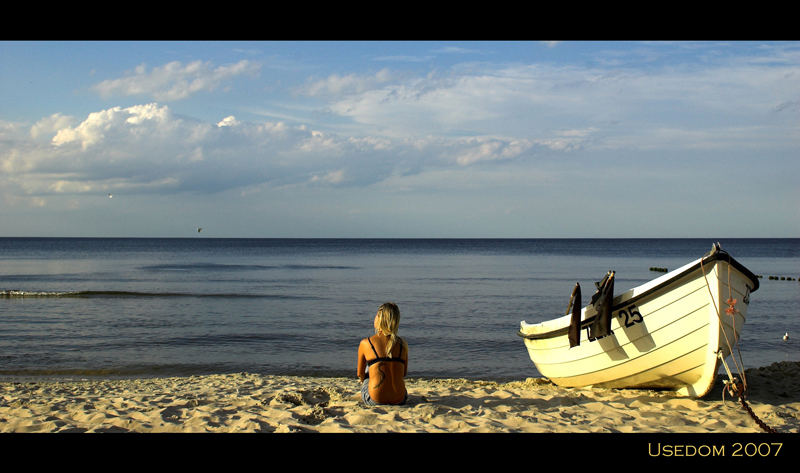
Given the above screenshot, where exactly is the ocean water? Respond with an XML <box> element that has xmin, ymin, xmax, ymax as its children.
<box><xmin>1</xmin><ymin>238</ymin><xmax>797</xmax><ymax>382</ymax></box>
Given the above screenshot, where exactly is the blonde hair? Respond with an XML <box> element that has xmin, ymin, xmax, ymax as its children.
<box><xmin>375</xmin><ymin>302</ymin><xmax>402</xmax><ymax>356</ymax></box>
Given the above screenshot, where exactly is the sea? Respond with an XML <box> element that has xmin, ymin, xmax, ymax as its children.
<box><xmin>1</xmin><ymin>238</ymin><xmax>797</xmax><ymax>382</ymax></box>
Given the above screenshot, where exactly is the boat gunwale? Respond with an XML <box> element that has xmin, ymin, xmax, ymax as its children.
<box><xmin>517</xmin><ymin>249</ymin><xmax>759</xmax><ymax>341</ymax></box>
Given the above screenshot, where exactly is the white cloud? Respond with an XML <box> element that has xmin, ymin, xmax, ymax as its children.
<box><xmin>451</xmin><ymin>137</ymin><xmax>534</xmax><ymax>166</ymax></box>
<box><xmin>30</xmin><ymin>114</ymin><xmax>76</xmax><ymax>140</ymax></box>
<box><xmin>1</xmin><ymin>101</ymin><xmax>563</xmax><ymax>208</ymax></box>
<box><xmin>304</xmin><ymin>57</ymin><xmax>800</xmax><ymax>153</ymax></box>
<box><xmin>3</xmin><ymin>45</ymin><xmax>798</xmax><ymax>222</ymax></box>
<box><xmin>51</xmin><ymin>103</ymin><xmax>178</xmax><ymax>150</ymax></box>
<box><xmin>297</xmin><ymin>68</ymin><xmax>393</xmax><ymax>97</ymax></box>
<box><xmin>217</xmin><ymin>116</ymin><xmax>239</xmax><ymax>127</ymax></box>
<box><xmin>91</xmin><ymin>60</ymin><xmax>260</xmax><ymax>101</ymax></box>
<box><xmin>310</xmin><ymin>169</ymin><xmax>345</xmax><ymax>185</ymax></box>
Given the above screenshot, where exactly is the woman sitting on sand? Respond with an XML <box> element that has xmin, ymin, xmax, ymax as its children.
<box><xmin>357</xmin><ymin>302</ymin><xmax>408</xmax><ymax>406</ymax></box>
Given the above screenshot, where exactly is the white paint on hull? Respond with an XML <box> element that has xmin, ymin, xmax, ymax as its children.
<box><xmin>519</xmin><ymin>250</ymin><xmax>756</xmax><ymax>398</ymax></box>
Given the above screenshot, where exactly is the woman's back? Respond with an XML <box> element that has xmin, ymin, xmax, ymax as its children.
<box><xmin>357</xmin><ymin>302</ymin><xmax>408</xmax><ymax>406</ymax></box>
<box><xmin>363</xmin><ymin>334</ymin><xmax>407</xmax><ymax>404</ymax></box>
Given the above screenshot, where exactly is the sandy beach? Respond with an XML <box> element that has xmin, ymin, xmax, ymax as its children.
<box><xmin>1</xmin><ymin>361</ymin><xmax>797</xmax><ymax>434</ymax></box>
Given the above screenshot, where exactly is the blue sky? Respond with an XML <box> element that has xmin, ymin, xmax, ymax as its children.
<box><xmin>1</xmin><ymin>41</ymin><xmax>798</xmax><ymax>237</ymax></box>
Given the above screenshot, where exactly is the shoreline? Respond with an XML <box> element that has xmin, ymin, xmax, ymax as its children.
<box><xmin>1</xmin><ymin>361</ymin><xmax>797</xmax><ymax>434</ymax></box>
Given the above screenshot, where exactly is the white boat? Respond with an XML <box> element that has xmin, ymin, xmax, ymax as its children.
<box><xmin>518</xmin><ymin>243</ymin><xmax>760</xmax><ymax>397</ymax></box>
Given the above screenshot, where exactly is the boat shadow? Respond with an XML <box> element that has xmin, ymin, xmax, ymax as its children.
<box><xmin>402</xmin><ymin>362</ymin><xmax>799</xmax><ymax>428</ymax></box>
<box><xmin>595</xmin><ymin>321</ymin><xmax>657</xmax><ymax>361</ymax></box>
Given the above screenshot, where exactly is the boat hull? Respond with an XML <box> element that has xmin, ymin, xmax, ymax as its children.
<box><xmin>518</xmin><ymin>248</ymin><xmax>759</xmax><ymax>397</ymax></box>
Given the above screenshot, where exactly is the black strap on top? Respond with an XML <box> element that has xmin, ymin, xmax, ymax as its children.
<box><xmin>366</xmin><ymin>336</ymin><xmax>406</xmax><ymax>367</ymax></box>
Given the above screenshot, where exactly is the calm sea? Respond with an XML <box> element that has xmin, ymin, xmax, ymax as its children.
<box><xmin>1</xmin><ymin>238</ymin><xmax>797</xmax><ymax>382</ymax></box>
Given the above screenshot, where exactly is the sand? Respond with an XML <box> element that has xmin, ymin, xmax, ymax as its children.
<box><xmin>1</xmin><ymin>362</ymin><xmax>798</xmax><ymax>434</ymax></box>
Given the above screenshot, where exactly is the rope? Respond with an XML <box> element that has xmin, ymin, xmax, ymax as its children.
<box><xmin>718</xmin><ymin>352</ymin><xmax>777</xmax><ymax>433</ymax></box>
<box><xmin>700</xmin><ymin>252</ymin><xmax>745</xmax><ymax>387</ymax></box>
<box><xmin>701</xmin><ymin>246</ymin><xmax>779</xmax><ymax>433</ymax></box>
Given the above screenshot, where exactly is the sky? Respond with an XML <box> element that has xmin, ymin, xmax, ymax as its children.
<box><xmin>1</xmin><ymin>41</ymin><xmax>798</xmax><ymax>238</ymax></box>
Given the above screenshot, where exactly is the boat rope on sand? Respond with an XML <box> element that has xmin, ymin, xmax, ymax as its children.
<box><xmin>717</xmin><ymin>352</ymin><xmax>778</xmax><ymax>434</ymax></box>
<box><xmin>701</xmin><ymin>243</ymin><xmax>778</xmax><ymax>434</ymax></box>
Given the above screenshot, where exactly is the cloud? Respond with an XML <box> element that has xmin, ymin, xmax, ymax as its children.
<box><xmin>310</xmin><ymin>169</ymin><xmax>345</xmax><ymax>185</ymax></box>
<box><xmin>51</xmin><ymin>103</ymin><xmax>176</xmax><ymax>150</ymax></box>
<box><xmin>296</xmin><ymin>68</ymin><xmax>394</xmax><ymax>97</ymax></box>
<box><xmin>29</xmin><ymin>113</ymin><xmax>76</xmax><ymax>140</ymax></box>
<box><xmin>91</xmin><ymin>60</ymin><xmax>260</xmax><ymax>101</ymax></box>
<box><xmin>217</xmin><ymin>116</ymin><xmax>240</xmax><ymax>127</ymax></box>
<box><xmin>304</xmin><ymin>55</ymin><xmax>800</xmax><ymax>150</ymax></box>
<box><xmin>4</xmin><ymin>45</ymin><xmax>799</xmax><ymax>214</ymax></box>
<box><xmin>1</xmin><ymin>101</ymin><xmax>559</xmax><ymax>208</ymax></box>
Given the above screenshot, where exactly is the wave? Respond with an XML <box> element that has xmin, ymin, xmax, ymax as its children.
<box><xmin>0</xmin><ymin>290</ymin><xmax>305</xmax><ymax>299</ymax></box>
<box><xmin>140</xmin><ymin>263</ymin><xmax>358</xmax><ymax>272</ymax></box>
<box><xmin>0</xmin><ymin>365</ymin><xmax>357</xmax><ymax>380</ymax></box>
<box><xmin>0</xmin><ymin>365</ymin><xmax>229</xmax><ymax>378</ymax></box>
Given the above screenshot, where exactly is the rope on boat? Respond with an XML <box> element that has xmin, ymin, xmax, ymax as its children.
<box><xmin>701</xmin><ymin>245</ymin><xmax>779</xmax><ymax>434</ymax></box>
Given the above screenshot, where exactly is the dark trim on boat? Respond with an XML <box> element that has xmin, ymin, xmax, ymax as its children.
<box><xmin>517</xmin><ymin>249</ymin><xmax>759</xmax><ymax>341</ymax></box>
